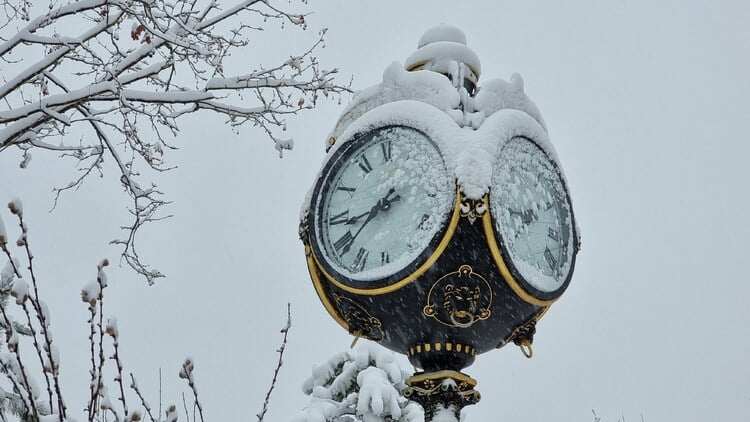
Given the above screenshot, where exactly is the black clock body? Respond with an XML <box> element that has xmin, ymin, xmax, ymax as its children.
<box><xmin>302</xmin><ymin>131</ymin><xmax>579</xmax><ymax>372</ymax></box>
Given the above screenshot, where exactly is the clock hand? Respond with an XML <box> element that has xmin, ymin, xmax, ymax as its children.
<box><xmin>341</xmin><ymin>188</ymin><xmax>400</xmax><ymax>254</ymax></box>
<box><xmin>345</xmin><ymin>211</ymin><xmax>372</xmax><ymax>225</ymax></box>
<box><xmin>380</xmin><ymin>187</ymin><xmax>401</xmax><ymax>210</ymax></box>
<box><xmin>509</xmin><ymin>208</ymin><xmax>536</xmax><ymax>225</ymax></box>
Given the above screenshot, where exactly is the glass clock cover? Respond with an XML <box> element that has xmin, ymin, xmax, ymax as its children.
<box><xmin>489</xmin><ymin>137</ymin><xmax>576</xmax><ymax>297</ymax></box>
<box><xmin>311</xmin><ymin>126</ymin><xmax>453</xmax><ymax>285</ymax></box>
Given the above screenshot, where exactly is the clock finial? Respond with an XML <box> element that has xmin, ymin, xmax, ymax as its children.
<box><xmin>404</xmin><ymin>24</ymin><xmax>481</xmax><ymax>92</ymax></box>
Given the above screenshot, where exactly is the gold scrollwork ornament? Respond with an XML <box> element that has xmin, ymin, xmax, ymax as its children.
<box><xmin>459</xmin><ymin>196</ymin><xmax>487</xmax><ymax>224</ymax></box>
<box><xmin>424</xmin><ymin>265</ymin><xmax>492</xmax><ymax>328</ymax></box>
<box><xmin>333</xmin><ymin>293</ymin><xmax>384</xmax><ymax>341</ymax></box>
<box><xmin>404</xmin><ymin>370</ymin><xmax>480</xmax><ymax>421</ymax></box>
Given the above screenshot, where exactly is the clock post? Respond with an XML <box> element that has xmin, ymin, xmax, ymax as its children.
<box><xmin>300</xmin><ymin>24</ymin><xmax>580</xmax><ymax>421</ymax></box>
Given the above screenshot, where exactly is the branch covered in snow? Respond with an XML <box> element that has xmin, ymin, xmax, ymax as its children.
<box><xmin>0</xmin><ymin>0</ymin><xmax>350</xmax><ymax>284</ymax></box>
<box><xmin>0</xmin><ymin>201</ymin><xmax>65</xmax><ymax>420</ymax></box>
<box><xmin>0</xmin><ymin>201</ymin><xmax>222</xmax><ymax>420</ymax></box>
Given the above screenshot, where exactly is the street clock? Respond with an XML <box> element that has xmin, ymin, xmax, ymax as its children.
<box><xmin>300</xmin><ymin>24</ymin><xmax>580</xmax><ymax>420</ymax></box>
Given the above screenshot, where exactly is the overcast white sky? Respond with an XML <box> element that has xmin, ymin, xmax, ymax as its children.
<box><xmin>1</xmin><ymin>1</ymin><xmax>749</xmax><ymax>421</ymax></box>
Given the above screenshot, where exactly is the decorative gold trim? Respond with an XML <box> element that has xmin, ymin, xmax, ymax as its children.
<box><xmin>518</xmin><ymin>339</ymin><xmax>533</xmax><ymax>358</ymax></box>
<box><xmin>536</xmin><ymin>305</ymin><xmax>551</xmax><ymax>322</ymax></box>
<box><xmin>481</xmin><ymin>196</ymin><xmax>558</xmax><ymax>307</ymax></box>
<box><xmin>405</xmin><ymin>61</ymin><xmax>427</xmax><ymax>72</ymax></box>
<box><xmin>406</xmin><ymin>342</ymin><xmax>477</xmax><ymax>358</ymax></box>
<box><xmin>496</xmin><ymin>306</ymin><xmax>550</xmax><ymax>351</ymax></box>
<box><xmin>311</xmin><ymin>187</ymin><xmax>462</xmax><ymax>296</ymax></box>
<box><xmin>405</xmin><ymin>61</ymin><xmax>481</xmax><ymax>82</ymax></box>
<box><xmin>459</xmin><ymin>197</ymin><xmax>487</xmax><ymax>224</ymax></box>
<box><xmin>332</xmin><ymin>293</ymin><xmax>384</xmax><ymax>342</ymax></box>
<box><xmin>305</xmin><ymin>247</ymin><xmax>348</xmax><ymax>330</ymax></box>
<box><xmin>423</xmin><ymin>264</ymin><xmax>492</xmax><ymax>328</ymax></box>
<box><xmin>404</xmin><ymin>370</ymin><xmax>480</xmax><ymax>420</ymax></box>
<box><xmin>406</xmin><ymin>370</ymin><xmax>477</xmax><ymax>387</ymax></box>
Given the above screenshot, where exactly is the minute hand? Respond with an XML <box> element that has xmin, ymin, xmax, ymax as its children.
<box><xmin>342</xmin><ymin>188</ymin><xmax>400</xmax><ymax>254</ymax></box>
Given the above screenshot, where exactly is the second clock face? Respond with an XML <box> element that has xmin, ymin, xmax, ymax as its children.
<box><xmin>489</xmin><ymin>137</ymin><xmax>576</xmax><ymax>298</ymax></box>
<box><xmin>313</xmin><ymin>126</ymin><xmax>453</xmax><ymax>283</ymax></box>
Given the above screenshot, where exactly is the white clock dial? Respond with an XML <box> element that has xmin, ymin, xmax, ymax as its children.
<box><xmin>313</xmin><ymin>126</ymin><xmax>453</xmax><ymax>282</ymax></box>
<box><xmin>490</xmin><ymin>137</ymin><xmax>576</xmax><ymax>295</ymax></box>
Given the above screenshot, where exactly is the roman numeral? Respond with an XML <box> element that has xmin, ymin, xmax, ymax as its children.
<box><xmin>548</xmin><ymin>227</ymin><xmax>559</xmax><ymax>241</ymax></box>
<box><xmin>329</xmin><ymin>210</ymin><xmax>349</xmax><ymax>225</ymax></box>
<box><xmin>352</xmin><ymin>248</ymin><xmax>369</xmax><ymax>271</ymax></box>
<box><xmin>380</xmin><ymin>141</ymin><xmax>392</xmax><ymax>163</ymax></box>
<box><xmin>337</xmin><ymin>185</ymin><xmax>356</xmax><ymax>197</ymax></box>
<box><xmin>417</xmin><ymin>214</ymin><xmax>431</xmax><ymax>229</ymax></box>
<box><xmin>544</xmin><ymin>247</ymin><xmax>558</xmax><ymax>269</ymax></box>
<box><xmin>334</xmin><ymin>231</ymin><xmax>354</xmax><ymax>255</ymax></box>
<box><xmin>380</xmin><ymin>252</ymin><xmax>390</xmax><ymax>264</ymax></box>
<box><xmin>357</xmin><ymin>155</ymin><xmax>373</xmax><ymax>174</ymax></box>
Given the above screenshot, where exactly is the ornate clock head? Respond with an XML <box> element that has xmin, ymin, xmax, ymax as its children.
<box><xmin>309</xmin><ymin>126</ymin><xmax>453</xmax><ymax>288</ymax></box>
<box><xmin>489</xmin><ymin>136</ymin><xmax>578</xmax><ymax>301</ymax></box>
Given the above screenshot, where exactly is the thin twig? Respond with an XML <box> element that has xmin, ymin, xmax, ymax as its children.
<box><xmin>19</xmin><ymin>302</ymin><xmax>54</xmax><ymax>414</ymax></box>
<box><xmin>14</xmin><ymin>211</ymin><xmax>65</xmax><ymax>419</ymax></box>
<box><xmin>181</xmin><ymin>392</ymin><xmax>189</xmax><ymax>422</ymax></box>
<box><xmin>87</xmin><ymin>260</ymin><xmax>108</xmax><ymax>422</ymax></box>
<box><xmin>107</xmin><ymin>319</ymin><xmax>128</xmax><ymax>418</ymax></box>
<box><xmin>179</xmin><ymin>358</ymin><xmax>204</xmax><ymax>422</ymax></box>
<box><xmin>129</xmin><ymin>373</ymin><xmax>156</xmax><ymax>422</ymax></box>
<box><xmin>0</xmin><ymin>306</ymin><xmax>37</xmax><ymax>420</ymax></box>
<box><xmin>0</xmin><ymin>357</ymin><xmax>31</xmax><ymax>418</ymax></box>
<box><xmin>257</xmin><ymin>303</ymin><xmax>291</xmax><ymax>422</ymax></box>
<box><xmin>85</xmin><ymin>298</ymin><xmax>98</xmax><ymax>419</ymax></box>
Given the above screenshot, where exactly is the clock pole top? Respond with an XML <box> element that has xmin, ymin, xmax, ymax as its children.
<box><xmin>404</xmin><ymin>24</ymin><xmax>482</xmax><ymax>88</ymax></box>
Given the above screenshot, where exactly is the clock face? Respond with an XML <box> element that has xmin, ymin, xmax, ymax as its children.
<box><xmin>489</xmin><ymin>137</ymin><xmax>577</xmax><ymax>297</ymax></box>
<box><xmin>311</xmin><ymin>126</ymin><xmax>453</xmax><ymax>284</ymax></box>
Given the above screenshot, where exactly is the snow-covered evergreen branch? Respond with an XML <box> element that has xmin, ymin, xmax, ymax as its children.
<box><xmin>294</xmin><ymin>344</ymin><xmax>423</xmax><ymax>422</ymax></box>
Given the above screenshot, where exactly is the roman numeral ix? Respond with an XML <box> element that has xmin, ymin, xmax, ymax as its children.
<box><xmin>329</xmin><ymin>210</ymin><xmax>349</xmax><ymax>225</ymax></box>
<box><xmin>337</xmin><ymin>185</ymin><xmax>356</xmax><ymax>197</ymax></box>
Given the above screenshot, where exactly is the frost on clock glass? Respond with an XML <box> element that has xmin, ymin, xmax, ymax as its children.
<box><xmin>316</xmin><ymin>126</ymin><xmax>453</xmax><ymax>282</ymax></box>
<box><xmin>490</xmin><ymin>137</ymin><xmax>574</xmax><ymax>293</ymax></box>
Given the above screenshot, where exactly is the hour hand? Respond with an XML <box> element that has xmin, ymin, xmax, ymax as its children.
<box><xmin>341</xmin><ymin>188</ymin><xmax>400</xmax><ymax>254</ymax></box>
<box><xmin>509</xmin><ymin>208</ymin><xmax>536</xmax><ymax>225</ymax></box>
<box><xmin>345</xmin><ymin>211</ymin><xmax>371</xmax><ymax>225</ymax></box>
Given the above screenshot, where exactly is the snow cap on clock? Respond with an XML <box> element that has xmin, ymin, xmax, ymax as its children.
<box><xmin>405</xmin><ymin>24</ymin><xmax>482</xmax><ymax>82</ymax></box>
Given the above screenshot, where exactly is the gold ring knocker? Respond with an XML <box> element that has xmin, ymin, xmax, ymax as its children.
<box><xmin>518</xmin><ymin>338</ymin><xmax>533</xmax><ymax>359</ymax></box>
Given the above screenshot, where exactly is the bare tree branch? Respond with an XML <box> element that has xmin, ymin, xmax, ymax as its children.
<box><xmin>257</xmin><ymin>303</ymin><xmax>291</xmax><ymax>422</ymax></box>
<box><xmin>0</xmin><ymin>0</ymin><xmax>351</xmax><ymax>283</ymax></box>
